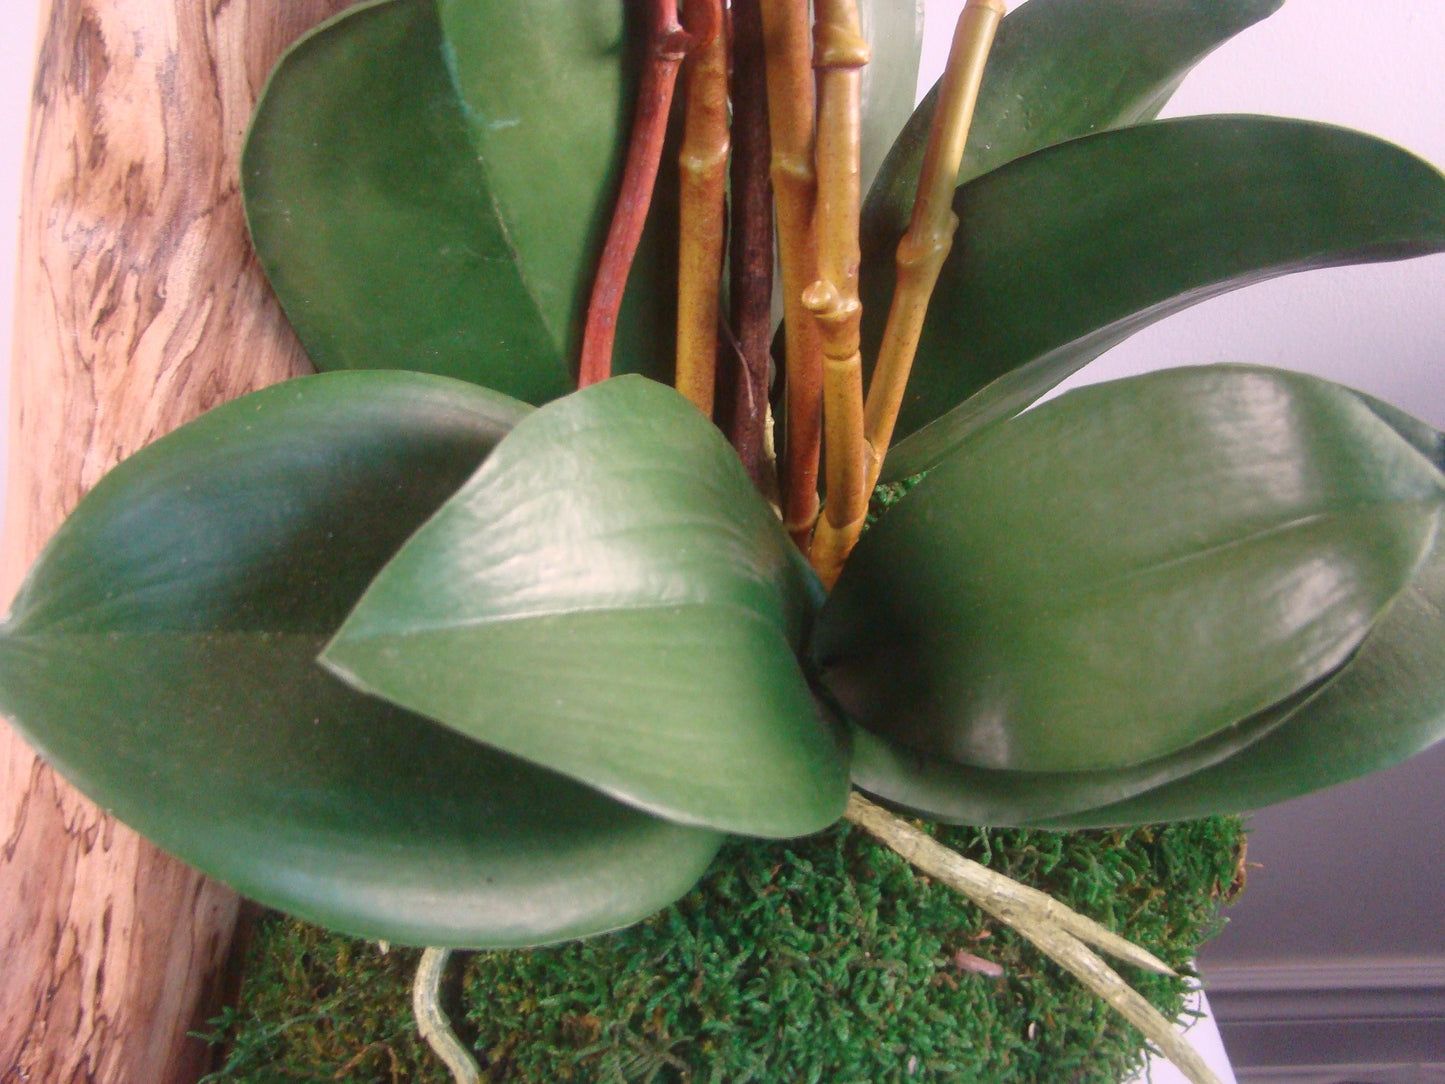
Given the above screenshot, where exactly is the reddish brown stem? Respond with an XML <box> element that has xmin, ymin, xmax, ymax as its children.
<box><xmin>578</xmin><ymin>0</ymin><xmax>701</xmax><ymax>387</ymax></box>
<box><xmin>720</xmin><ymin>0</ymin><xmax>776</xmax><ymax>491</ymax></box>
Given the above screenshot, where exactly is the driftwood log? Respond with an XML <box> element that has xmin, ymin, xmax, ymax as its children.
<box><xmin>0</xmin><ymin>0</ymin><xmax>347</xmax><ymax>1079</ymax></box>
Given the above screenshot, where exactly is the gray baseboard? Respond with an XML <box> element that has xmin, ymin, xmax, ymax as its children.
<box><xmin>1203</xmin><ymin>959</ymin><xmax>1445</xmax><ymax>1084</ymax></box>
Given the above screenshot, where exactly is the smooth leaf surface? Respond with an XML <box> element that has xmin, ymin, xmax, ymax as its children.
<box><xmin>862</xmin><ymin>0</ymin><xmax>1282</xmax><ymax>254</ymax></box>
<box><xmin>0</xmin><ymin>372</ymin><xmax>722</xmax><ymax>947</ymax></box>
<box><xmin>813</xmin><ymin>366</ymin><xmax>1445</xmax><ymax>773</ymax></box>
<box><xmin>1040</xmin><ymin>534</ymin><xmax>1445</xmax><ymax>828</ymax></box>
<box><xmin>244</xmin><ymin>0</ymin><xmax>674</xmax><ymax>403</ymax></box>
<box><xmin>864</xmin><ymin>118</ymin><xmax>1445</xmax><ymax>481</ymax></box>
<box><xmin>326</xmin><ymin>377</ymin><xmax>849</xmax><ymax>839</ymax></box>
<box><xmin>439</xmin><ymin>0</ymin><xmax>678</xmax><ymax>383</ymax></box>
<box><xmin>857</xmin><ymin>0</ymin><xmax>925</xmax><ymax>199</ymax></box>
<box><xmin>845</xmin><ymin>676</ymin><xmax>1322</xmax><ymax>827</ymax></box>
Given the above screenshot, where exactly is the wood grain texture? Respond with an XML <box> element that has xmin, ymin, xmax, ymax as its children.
<box><xmin>0</xmin><ymin>0</ymin><xmax>349</xmax><ymax>1080</ymax></box>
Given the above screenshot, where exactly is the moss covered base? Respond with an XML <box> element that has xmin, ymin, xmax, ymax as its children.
<box><xmin>204</xmin><ymin>817</ymin><xmax>1244</xmax><ymax>1083</ymax></box>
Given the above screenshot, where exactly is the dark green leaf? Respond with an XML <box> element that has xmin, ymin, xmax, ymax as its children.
<box><xmin>1039</xmin><ymin>534</ymin><xmax>1445</xmax><ymax>827</ymax></box>
<box><xmin>846</xmin><ymin>675</ymin><xmax>1323</xmax><ymax>827</ymax></box>
<box><xmin>0</xmin><ymin>372</ymin><xmax>722</xmax><ymax>947</ymax></box>
<box><xmin>243</xmin><ymin>0</ymin><xmax>675</xmax><ymax>403</ymax></box>
<box><xmin>865</xmin><ymin>118</ymin><xmax>1445</xmax><ymax>480</ymax></box>
<box><xmin>1350</xmin><ymin>390</ymin><xmax>1445</xmax><ymax>475</ymax></box>
<box><xmin>862</xmin><ymin>0</ymin><xmax>1283</xmax><ymax>254</ymax></box>
<box><xmin>438</xmin><ymin>0</ymin><xmax>678</xmax><ymax>387</ymax></box>
<box><xmin>813</xmin><ymin>366</ymin><xmax>1445</xmax><ymax>773</ymax></box>
<box><xmin>325</xmin><ymin>376</ymin><xmax>849</xmax><ymax>839</ymax></box>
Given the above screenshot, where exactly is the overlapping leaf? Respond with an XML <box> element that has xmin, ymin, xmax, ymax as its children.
<box><xmin>813</xmin><ymin>366</ymin><xmax>1445</xmax><ymax>774</ymax></box>
<box><xmin>1038</xmin><ymin>412</ymin><xmax>1445</xmax><ymax>827</ymax></box>
<box><xmin>864</xmin><ymin>118</ymin><xmax>1445</xmax><ymax>481</ymax></box>
<box><xmin>325</xmin><ymin>377</ymin><xmax>849</xmax><ymax>839</ymax></box>
<box><xmin>862</xmin><ymin>0</ymin><xmax>1282</xmax><ymax>254</ymax></box>
<box><xmin>243</xmin><ymin>0</ymin><xmax>676</xmax><ymax>402</ymax></box>
<box><xmin>844</xmin><ymin>677</ymin><xmax>1323</xmax><ymax>827</ymax></box>
<box><xmin>0</xmin><ymin>372</ymin><xmax>723</xmax><ymax>947</ymax></box>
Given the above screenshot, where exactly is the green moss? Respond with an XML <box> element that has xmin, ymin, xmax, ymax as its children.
<box><xmin>207</xmin><ymin>817</ymin><xmax>1244</xmax><ymax>1084</ymax></box>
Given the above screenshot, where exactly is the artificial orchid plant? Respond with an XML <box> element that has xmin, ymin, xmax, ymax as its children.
<box><xmin>3</xmin><ymin>0</ymin><xmax>1445</xmax><ymax>1080</ymax></box>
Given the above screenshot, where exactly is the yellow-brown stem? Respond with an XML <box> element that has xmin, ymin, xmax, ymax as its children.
<box><xmin>675</xmin><ymin>8</ymin><xmax>730</xmax><ymax>416</ymax></box>
<box><xmin>759</xmin><ymin>0</ymin><xmax>822</xmax><ymax>548</ymax></box>
<box><xmin>863</xmin><ymin>0</ymin><xmax>1003</xmax><ymax>490</ymax></box>
<box><xmin>806</xmin><ymin>0</ymin><xmax>869</xmax><ymax>588</ymax></box>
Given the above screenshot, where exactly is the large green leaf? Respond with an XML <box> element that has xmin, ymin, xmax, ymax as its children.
<box><xmin>325</xmin><ymin>376</ymin><xmax>849</xmax><ymax>839</ymax></box>
<box><xmin>1040</xmin><ymin>535</ymin><xmax>1445</xmax><ymax>828</ymax></box>
<box><xmin>866</xmin><ymin>118</ymin><xmax>1445</xmax><ymax>481</ymax></box>
<box><xmin>438</xmin><ymin>0</ymin><xmax>678</xmax><ymax>384</ymax></box>
<box><xmin>0</xmin><ymin>372</ymin><xmax>722</xmax><ymax>947</ymax></box>
<box><xmin>243</xmin><ymin>0</ymin><xmax>675</xmax><ymax>403</ymax></box>
<box><xmin>1037</xmin><ymin>404</ymin><xmax>1445</xmax><ymax>827</ymax></box>
<box><xmin>845</xmin><ymin>676</ymin><xmax>1324</xmax><ymax>827</ymax></box>
<box><xmin>812</xmin><ymin>366</ymin><xmax>1445</xmax><ymax>774</ymax></box>
<box><xmin>862</xmin><ymin>0</ymin><xmax>1283</xmax><ymax>255</ymax></box>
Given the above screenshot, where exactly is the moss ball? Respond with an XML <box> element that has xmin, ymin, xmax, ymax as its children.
<box><xmin>207</xmin><ymin>817</ymin><xmax>1243</xmax><ymax>1084</ymax></box>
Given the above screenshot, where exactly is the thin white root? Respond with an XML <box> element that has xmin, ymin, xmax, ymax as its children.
<box><xmin>844</xmin><ymin>792</ymin><xmax>1222</xmax><ymax>1084</ymax></box>
<box><xmin>413</xmin><ymin>947</ymin><xmax>482</xmax><ymax>1084</ymax></box>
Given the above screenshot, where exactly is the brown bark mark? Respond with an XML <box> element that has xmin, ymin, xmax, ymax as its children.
<box><xmin>1</xmin><ymin>0</ymin><xmax>349</xmax><ymax>1081</ymax></box>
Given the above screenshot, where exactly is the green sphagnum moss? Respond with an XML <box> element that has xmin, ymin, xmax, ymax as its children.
<box><xmin>205</xmin><ymin>816</ymin><xmax>1244</xmax><ymax>1084</ymax></box>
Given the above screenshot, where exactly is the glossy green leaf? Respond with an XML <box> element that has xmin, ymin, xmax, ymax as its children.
<box><xmin>866</xmin><ymin>118</ymin><xmax>1445</xmax><ymax>481</ymax></box>
<box><xmin>1352</xmin><ymin>391</ymin><xmax>1445</xmax><ymax>475</ymax></box>
<box><xmin>845</xmin><ymin>675</ymin><xmax>1324</xmax><ymax>827</ymax></box>
<box><xmin>858</xmin><ymin>0</ymin><xmax>925</xmax><ymax>199</ymax></box>
<box><xmin>862</xmin><ymin>0</ymin><xmax>1282</xmax><ymax>254</ymax></box>
<box><xmin>325</xmin><ymin>376</ymin><xmax>849</xmax><ymax>839</ymax></box>
<box><xmin>438</xmin><ymin>0</ymin><xmax>678</xmax><ymax>385</ymax></box>
<box><xmin>813</xmin><ymin>366</ymin><xmax>1445</xmax><ymax>773</ymax></box>
<box><xmin>0</xmin><ymin>372</ymin><xmax>722</xmax><ymax>947</ymax></box>
<box><xmin>1040</xmin><ymin>533</ymin><xmax>1445</xmax><ymax>828</ymax></box>
<box><xmin>243</xmin><ymin>0</ymin><xmax>674</xmax><ymax>403</ymax></box>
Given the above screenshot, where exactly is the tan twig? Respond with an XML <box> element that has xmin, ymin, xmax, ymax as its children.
<box><xmin>863</xmin><ymin>0</ymin><xmax>1003</xmax><ymax>487</ymax></box>
<box><xmin>579</xmin><ymin>0</ymin><xmax>709</xmax><ymax>387</ymax></box>
<box><xmin>759</xmin><ymin>0</ymin><xmax>823</xmax><ymax>547</ymax></box>
<box><xmin>804</xmin><ymin>0</ymin><xmax>870</xmax><ymax>588</ymax></box>
<box><xmin>814</xmin><ymin>0</ymin><xmax>1005</xmax><ymax>577</ymax></box>
<box><xmin>675</xmin><ymin>0</ymin><xmax>729</xmax><ymax>414</ymax></box>
<box><xmin>844</xmin><ymin>793</ymin><xmax>1223</xmax><ymax>1084</ymax></box>
<box><xmin>412</xmin><ymin>948</ymin><xmax>481</xmax><ymax>1084</ymax></box>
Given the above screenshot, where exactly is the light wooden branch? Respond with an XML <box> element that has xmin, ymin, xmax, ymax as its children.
<box><xmin>814</xmin><ymin>0</ymin><xmax>1004</xmax><ymax>578</ymax></box>
<box><xmin>675</xmin><ymin>0</ymin><xmax>730</xmax><ymax>415</ymax></box>
<box><xmin>759</xmin><ymin>0</ymin><xmax>824</xmax><ymax>547</ymax></box>
<box><xmin>863</xmin><ymin>0</ymin><xmax>1004</xmax><ymax>491</ymax></box>
<box><xmin>805</xmin><ymin>0</ymin><xmax>871</xmax><ymax>588</ymax></box>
